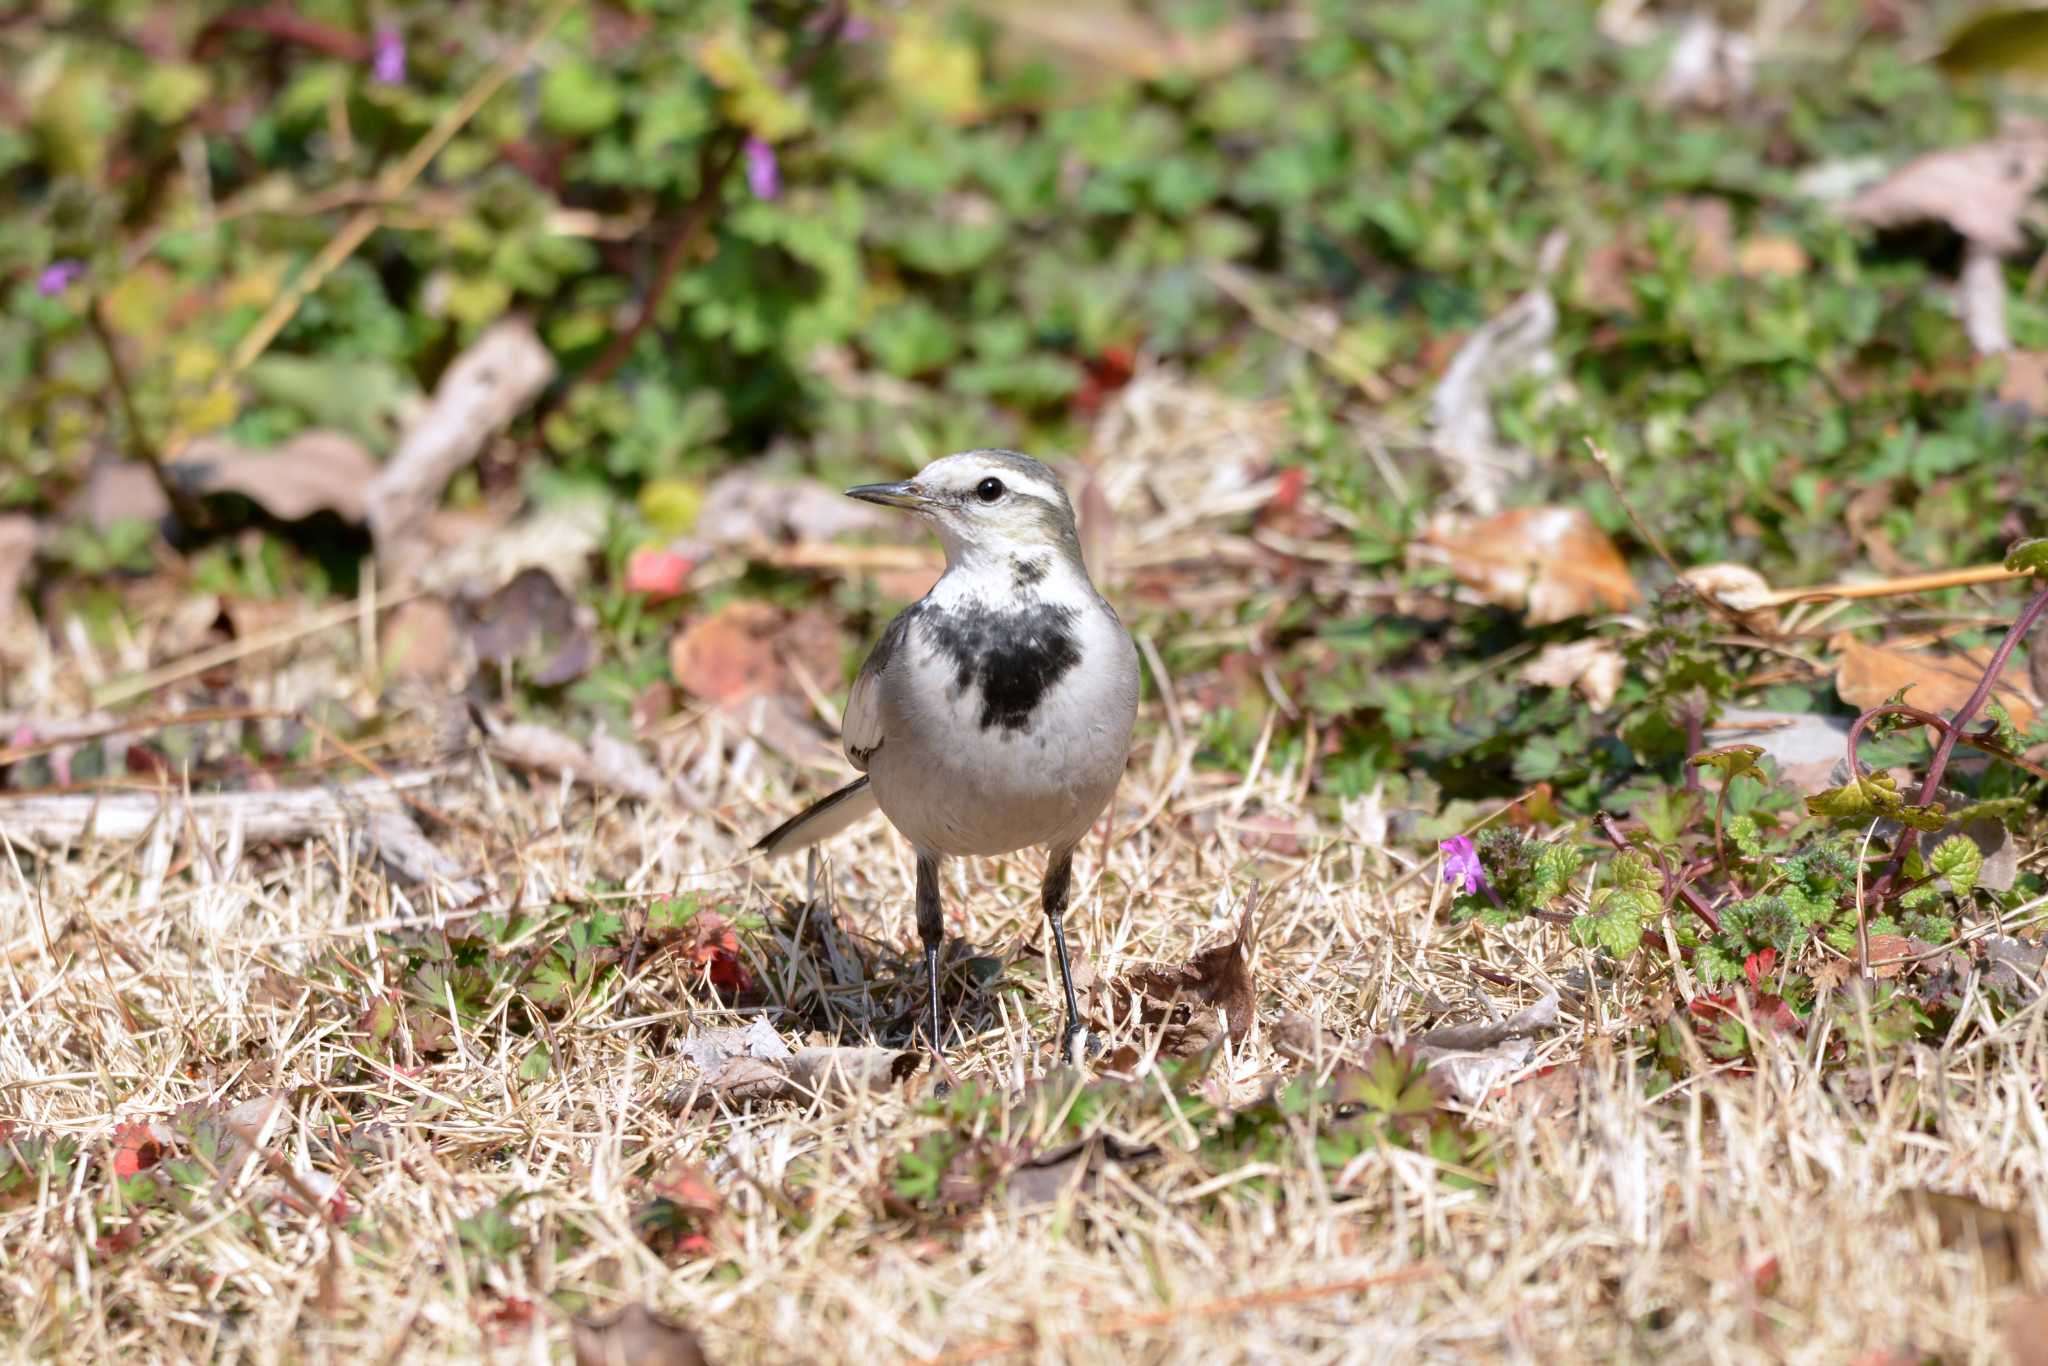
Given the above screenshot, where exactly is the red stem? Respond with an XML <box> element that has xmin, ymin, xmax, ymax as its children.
<box><xmin>1861</xmin><ymin>579</ymin><xmax>2048</xmax><ymax>909</ymax></box>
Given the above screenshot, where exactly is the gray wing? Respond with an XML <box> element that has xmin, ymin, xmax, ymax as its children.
<box><xmin>842</xmin><ymin>607</ymin><xmax>917</xmax><ymax>771</ymax></box>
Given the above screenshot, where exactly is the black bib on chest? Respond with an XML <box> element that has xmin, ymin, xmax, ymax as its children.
<box><xmin>916</xmin><ymin>597</ymin><xmax>1082</xmax><ymax>733</ymax></box>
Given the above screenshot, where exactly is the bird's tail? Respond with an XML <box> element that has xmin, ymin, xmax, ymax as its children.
<box><xmin>753</xmin><ymin>777</ymin><xmax>878</xmax><ymax>858</ymax></box>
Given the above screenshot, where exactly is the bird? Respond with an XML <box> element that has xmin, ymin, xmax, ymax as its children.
<box><xmin>753</xmin><ymin>449</ymin><xmax>1140</xmax><ymax>1062</ymax></box>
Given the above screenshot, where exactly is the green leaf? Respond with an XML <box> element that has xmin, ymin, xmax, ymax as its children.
<box><xmin>517</xmin><ymin>1045</ymin><xmax>551</xmax><ymax>1082</ymax></box>
<box><xmin>1805</xmin><ymin>772</ymin><xmax>1948</xmax><ymax>830</ymax></box>
<box><xmin>1571</xmin><ymin>887</ymin><xmax>1655</xmax><ymax>956</ymax></box>
<box><xmin>2005</xmin><ymin>536</ymin><xmax>2048</xmax><ymax>577</ymax></box>
<box><xmin>540</xmin><ymin>59</ymin><xmax>624</xmax><ymax>138</ymax></box>
<box><xmin>1937</xmin><ymin>10</ymin><xmax>2048</xmax><ymax>79</ymax></box>
<box><xmin>138</xmin><ymin>63</ymin><xmax>212</xmax><ymax>124</ymax></box>
<box><xmin>1727</xmin><ymin>813</ymin><xmax>1766</xmax><ymax>858</ymax></box>
<box><xmin>1929</xmin><ymin>834</ymin><xmax>1983</xmax><ymax>897</ymax></box>
<box><xmin>1529</xmin><ymin>842</ymin><xmax>1586</xmax><ymax>905</ymax></box>
<box><xmin>1689</xmin><ymin>743</ymin><xmax>1766</xmax><ymax>784</ymax></box>
<box><xmin>1608</xmin><ymin>849</ymin><xmax>1664</xmax><ymax>894</ymax></box>
<box><xmin>1336</xmin><ymin>1043</ymin><xmax>1439</xmax><ymax>1118</ymax></box>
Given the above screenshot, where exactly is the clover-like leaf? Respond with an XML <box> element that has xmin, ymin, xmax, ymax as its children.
<box><xmin>1929</xmin><ymin>834</ymin><xmax>1983</xmax><ymax>897</ymax></box>
<box><xmin>2004</xmin><ymin>536</ymin><xmax>2048</xmax><ymax>577</ymax></box>
<box><xmin>1688</xmin><ymin>743</ymin><xmax>1766</xmax><ymax>784</ymax></box>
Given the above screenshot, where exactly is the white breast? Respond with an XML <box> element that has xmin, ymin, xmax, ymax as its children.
<box><xmin>866</xmin><ymin>593</ymin><xmax>1138</xmax><ymax>858</ymax></box>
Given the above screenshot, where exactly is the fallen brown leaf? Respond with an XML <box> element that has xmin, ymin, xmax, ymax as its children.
<box><xmin>1112</xmin><ymin>889</ymin><xmax>1259</xmax><ymax>1056</ymax></box>
<box><xmin>466</xmin><ymin>567</ymin><xmax>597</xmax><ymax>687</ymax></box>
<box><xmin>571</xmin><ymin>1304</ymin><xmax>709</xmax><ymax>1366</ymax></box>
<box><xmin>1845</xmin><ymin>136</ymin><xmax>2048</xmax><ymax>255</ymax></box>
<box><xmin>1413</xmin><ymin>507</ymin><xmax>1640</xmax><ymax>625</ymax></box>
<box><xmin>378</xmin><ymin>597</ymin><xmax>460</xmax><ymax>682</ymax></box>
<box><xmin>477</xmin><ymin>713</ymin><xmax>683</xmax><ymax>806</ymax></box>
<box><xmin>669</xmin><ymin>600</ymin><xmax>843</xmax><ymax>706</ymax></box>
<box><xmin>171</xmin><ymin>430</ymin><xmax>378</xmax><ymax>523</ymax></box>
<box><xmin>670</xmin><ymin>1046</ymin><xmax>921</xmax><ymax>1111</ymax></box>
<box><xmin>1679</xmin><ymin>563</ymin><xmax>1779</xmax><ymax>634</ymax></box>
<box><xmin>1809</xmin><ymin>958</ymin><xmax>1854</xmax><ymax>994</ymax></box>
<box><xmin>1519</xmin><ymin>639</ymin><xmax>1625</xmax><ymax>709</ymax></box>
<box><xmin>1831</xmin><ymin>634</ymin><xmax>2038</xmax><ymax>729</ymax></box>
<box><xmin>1998</xmin><ymin>349</ymin><xmax>2048</xmax><ymax>416</ymax></box>
<box><xmin>1902</xmin><ymin>1188</ymin><xmax>2037</xmax><ymax>1288</ymax></box>
<box><xmin>1865</xmin><ymin>933</ymin><xmax>1913</xmax><ymax>979</ymax></box>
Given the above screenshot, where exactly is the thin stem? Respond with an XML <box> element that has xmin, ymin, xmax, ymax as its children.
<box><xmin>84</xmin><ymin>297</ymin><xmax>210</xmax><ymax>531</ymax></box>
<box><xmin>1596</xmin><ymin>811</ymin><xmax>1720</xmax><ymax>934</ymax></box>
<box><xmin>1864</xmin><ymin>579</ymin><xmax>2048</xmax><ymax>910</ymax></box>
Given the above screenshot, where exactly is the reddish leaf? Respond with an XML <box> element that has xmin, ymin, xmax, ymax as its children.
<box><xmin>684</xmin><ymin>912</ymin><xmax>752</xmax><ymax>995</ymax></box>
<box><xmin>1743</xmin><ymin>948</ymin><xmax>1777</xmax><ymax>992</ymax></box>
<box><xmin>110</xmin><ymin>1122</ymin><xmax>165</xmax><ymax>1180</ymax></box>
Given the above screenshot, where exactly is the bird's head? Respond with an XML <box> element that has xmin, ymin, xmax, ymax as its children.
<box><xmin>847</xmin><ymin>449</ymin><xmax>1082</xmax><ymax>568</ymax></box>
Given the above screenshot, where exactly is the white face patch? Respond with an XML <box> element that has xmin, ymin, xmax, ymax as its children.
<box><xmin>915</xmin><ymin>451</ymin><xmax>1064</xmax><ymax>509</ymax></box>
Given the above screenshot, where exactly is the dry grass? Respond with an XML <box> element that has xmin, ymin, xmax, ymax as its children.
<box><xmin>5</xmin><ymin>663</ymin><xmax>2046</xmax><ymax>1363</ymax></box>
<box><xmin>3</xmin><ymin>380</ymin><xmax>2044</xmax><ymax>1364</ymax></box>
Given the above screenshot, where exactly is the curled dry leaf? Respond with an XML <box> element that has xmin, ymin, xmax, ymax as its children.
<box><xmin>1427</xmin><ymin>285</ymin><xmax>1558</xmax><ymax>513</ymax></box>
<box><xmin>1519</xmin><ymin>639</ymin><xmax>1626</xmax><ymax>709</ymax></box>
<box><xmin>1961</xmin><ymin>240</ymin><xmax>2011</xmax><ymax>356</ymax></box>
<box><xmin>669</xmin><ymin>1046</ymin><xmax>921</xmax><ymax>1111</ymax></box>
<box><xmin>1678</xmin><ymin>563</ymin><xmax>1779</xmax><ymax>634</ymax></box>
<box><xmin>1412</xmin><ymin>507</ymin><xmax>1640</xmax><ymax>625</ymax></box>
<box><xmin>1110</xmin><ymin>889</ymin><xmax>1259</xmax><ymax>1056</ymax></box>
<box><xmin>466</xmin><ymin>567</ymin><xmax>597</xmax><ymax>688</ymax></box>
<box><xmin>169</xmin><ymin>430</ymin><xmax>379</xmax><ymax>523</ymax></box>
<box><xmin>1844</xmin><ymin>136</ymin><xmax>2048</xmax><ymax>255</ymax></box>
<box><xmin>570</xmin><ymin>1303</ymin><xmax>710</xmax><ymax>1366</ymax></box>
<box><xmin>1831</xmin><ymin>634</ymin><xmax>2038</xmax><ymax>729</ymax></box>
<box><xmin>676</xmin><ymin>1018</ymin><xmax>791</xmax><ymax>1072</ymax></box>
<box><xmin>477</xmin><ymin>712</ymin><xmax>683</xmax><ymax>807</ymax></box>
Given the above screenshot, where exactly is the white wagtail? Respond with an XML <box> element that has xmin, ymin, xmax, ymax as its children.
<box><xmin>755</xmin><ymin>450</ymin><xmax>1140</xmax><ymax>1060</ymax></box>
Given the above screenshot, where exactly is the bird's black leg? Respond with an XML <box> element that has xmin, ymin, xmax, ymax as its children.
<box><xmin>915</xmin><ymin>850</ymin><xmax>946</xmax><ymax>1056</ymax></box>
<box><xmin>1042</xmin><ymin>846</ymin><xmax>1092</xmax><ymax>1063</ymax></box>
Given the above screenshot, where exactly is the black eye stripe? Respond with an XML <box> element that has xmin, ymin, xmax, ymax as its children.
<box><xmin>975</xmin><ymin>477</ymin><xmax>1005</xmax><ymax>503</ymax></box>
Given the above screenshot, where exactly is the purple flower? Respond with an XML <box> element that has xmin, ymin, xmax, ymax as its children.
<box><xmin>1440</xmin><ymin>835</ymin><xmax>1489</xmax><ymax>897</ymax></box>
<box><xmin>371</xmin><ymin>25</ymin><xmax>405</xmax><ymax>85</ymax></box>
<box><xmin>743</xmin><ymin>137</ymin><xmax>780</xmax><ymax>200</ymax></box>
<box><xmin>36</xmin><ymin>260</ymin><xmax>84</xmax><ymax>296</ymax></box>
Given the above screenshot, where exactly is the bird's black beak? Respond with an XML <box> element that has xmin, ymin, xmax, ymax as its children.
<box><xmin>845</xmin><ymin>480</ymin><xmax>932</xmax><ymax>511</ymax></box>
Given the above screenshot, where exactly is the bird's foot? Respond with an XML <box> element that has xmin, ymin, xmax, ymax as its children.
<box><xmin>1057</xmin><ymin>1020</ymin><xmax>1101</xmax><ymax>1067</ymax></box>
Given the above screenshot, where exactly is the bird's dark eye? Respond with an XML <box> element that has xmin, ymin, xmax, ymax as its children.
<box><xmin>975</xmin><ymin>477</ymin><xmax>1005</xmax><ymax>503</ymax></box>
